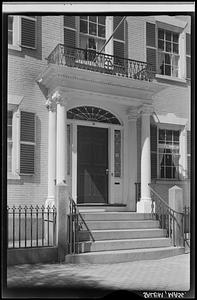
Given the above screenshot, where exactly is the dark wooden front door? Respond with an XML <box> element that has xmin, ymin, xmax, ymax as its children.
<box><xmin>77</xmin><ymin>126</ymin><xmax>108</xmax><ymax>204</ymax></box>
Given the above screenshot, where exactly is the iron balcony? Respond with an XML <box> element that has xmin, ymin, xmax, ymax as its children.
<box><xmin>46</xmin><ymin>44</ymin><xmax>155</xmax><ymax>82</ymax></box>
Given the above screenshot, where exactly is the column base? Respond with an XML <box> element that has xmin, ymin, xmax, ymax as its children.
<box><xmin>45</xmin><ymin>196</ymin><xmax>55</xmax><ymax>208</ymax></box>
<box><xmin>137</xmin><ymin>198</ymin><xmax>152</xmax><ymax>213</ymax></box>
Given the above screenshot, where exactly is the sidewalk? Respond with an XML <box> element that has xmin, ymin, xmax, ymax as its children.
<box><xmin>6</xmin><ymin>254</ymin><xmax>190</xmax><ymax>297</ymax></box>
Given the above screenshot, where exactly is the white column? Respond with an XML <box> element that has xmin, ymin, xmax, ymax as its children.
<box><xmin>105</xmin><ymin>16</ymin><xmax>114</xmax><ymax>56</ymax></box>
<box><xmin>53</xmin><ymin>91</ymin><xmax>67</xmax><ymax>185</ymax></box>
<box><xmin>179</xmin><ymin>126</ymin><xmax>187</xmax><ymax>179</ymax></box>
<box><xmin>45</xmin><ymin>98</ymin><xmax>56</xmax><ymax>207</ymax></box>
<box><xmin>127</xmin><ymin>109</ymin><xmax>138</xmax><ymax>211</ymax></box>
<box><xmin>137</xmin><ymin>105</ymin><xmax>153</xmax><ymax>213</ymax></box>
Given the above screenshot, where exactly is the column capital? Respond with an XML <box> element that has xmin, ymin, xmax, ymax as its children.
<box><xmin>139</xmin><ymin>104</ymin><xmax>154</xmax><ymax>116</ymax></box>
<box><xmin>127</xmin><ymin>108</ymin><xmax>139</xmax><ymax>121</ymax></box>
<box><xmin>45</xmin><ymin>98</ymin><xmax>56</xmax><ymax>112</ymax></box>
<box><xmin>51</xmin><ymin>90</ymin><xmax>67</xmax><ymax>106</ymax></box>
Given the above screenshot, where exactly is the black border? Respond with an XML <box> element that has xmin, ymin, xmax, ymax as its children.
<box><xmin>2</xmin><ymin>1</ymin><xmax>195</xmax><ymax>299</ymax></box>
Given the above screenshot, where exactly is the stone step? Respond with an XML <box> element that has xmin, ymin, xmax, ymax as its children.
<box><xmin>78</xmin><ymin>237</ymin><xmax>172</xmax><ymax>253</ymax></box>
<box><xmin>65</xmin><ymin>246</ymin><xmax>185</xmax><ymax>264</ymax></box>
<box><xmin>85</xmin><ymin>220</ymin><xmax>160</xmax><ymax>230</ymax></box>
<box><xmin>79</xmin><ymin>228</ymin><xmax>167</xmax><ymax>241</ymax></box>
<box><xmin>80</xmin><ymin>212</ymin><xmax>154</xmax><ymax>221</ymax></box>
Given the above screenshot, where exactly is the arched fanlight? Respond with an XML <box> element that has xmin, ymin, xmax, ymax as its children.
<box><xmin>67</xmin><ymin>106</ymin><xmax>121</xmax><ymax>125</ymax></box>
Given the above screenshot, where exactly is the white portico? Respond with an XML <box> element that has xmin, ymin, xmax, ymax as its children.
<box><xmin>37</xmin><ymin>58</ymin><xmax>167</xmax><ymax>212</ymax></box>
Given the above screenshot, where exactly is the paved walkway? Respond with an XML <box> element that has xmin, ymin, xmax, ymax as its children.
<box><xmin>6</xmin><ymin>254</ymin><xmax>190</xmax><ymax>297</ymax></box>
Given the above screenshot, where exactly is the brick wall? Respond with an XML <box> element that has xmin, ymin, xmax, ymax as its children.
<box><xmin>7</xmin><ymin>16</ymin><xmax>63</xmax><ymax>207</ymax></box>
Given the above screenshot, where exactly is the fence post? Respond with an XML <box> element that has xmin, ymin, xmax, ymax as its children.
<box><xmin>56</xmin><ymin>183</ymin><xmax>69</xmax><ymax>262</ymax></box>
<box><xmin>168</xmin><ymin>185</ymin><xmax>184</xmax><ymax>247</ymax></box>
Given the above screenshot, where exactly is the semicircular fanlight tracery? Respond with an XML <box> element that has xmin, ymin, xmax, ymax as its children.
<box><xmin>67</xmin><ymin>106</ymin><xmax>121</xmax><ymax>125</ymax></box>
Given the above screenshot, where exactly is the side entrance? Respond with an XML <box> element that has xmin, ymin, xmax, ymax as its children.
<box><xmin>77</xmin><ymin>125</ymin><xmax>108</xmax><ymax>204</ymax></box>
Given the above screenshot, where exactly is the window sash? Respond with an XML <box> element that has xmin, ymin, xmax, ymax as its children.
<box><xmin>79</xmin><ymin>16</ymin><xmax>106</xmax><ymax>39</ymax></box>
<box><xmin>158</xmin><ymin>129</ymin><xmax>180</xmax><ymax>179</ymax></box>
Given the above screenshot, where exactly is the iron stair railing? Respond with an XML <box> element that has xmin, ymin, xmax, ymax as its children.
<box><xmin>149</xmin><ymin>184</ymin><xmax>186</xmax><ymax>248</ymax></box>
<box><xmin>67</xmin><ymin>195</ymin><xmax>95</xmax><ymax>254</ymax></box>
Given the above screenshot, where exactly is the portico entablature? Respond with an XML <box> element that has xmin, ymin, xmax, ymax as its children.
<box><xmin>37</xmin><ymin>64</ymin><xmax>168</xmax><ymax>105</ymax></box>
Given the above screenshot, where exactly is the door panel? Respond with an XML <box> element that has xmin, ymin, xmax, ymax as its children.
<box><xmin>77</xmin><ymin>126</ymin><xmax>108</xmax><ymax>203</ymax></box>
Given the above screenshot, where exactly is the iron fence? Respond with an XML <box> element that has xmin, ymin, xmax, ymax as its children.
<box><xmin>7</xmin><ymin>205</ymin><xmax>57</xmax><ymax>248</ymax></box>
<box><xmin>47</xmin><ymin>44</ymin><xmax>155</xmax><ymax>82</ymax></box>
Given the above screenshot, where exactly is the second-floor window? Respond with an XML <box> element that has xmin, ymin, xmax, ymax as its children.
<box><xmin>79</xmin><ymin>16</ymin><xmax>106</xmax><ymax>56</ymax></box>
<box><xmin>80</xmin><ymin>16</ymin><xmax>105</xmax><ymax>38</ymax></box>
<box><xmin>8</xmin><ymin>15</ymin><xmax>37</xmax><ymax>50</ymax></box>
<box><xmin>157</xmin><ymin>29</ymin><xmax>179</xmax><ymax>77</ymax></box>
<box><xmin>146</xmin><ymin>21</ymin><xmax>190</xmax><ymax>80</ymax></box>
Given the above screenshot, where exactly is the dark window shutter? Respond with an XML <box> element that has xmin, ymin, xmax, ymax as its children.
<box><xmin>147</xmin><ymin>48</ymin><xmax>156</xmax><ymax>72</ymax></box>
<box><xmin>21</xmin><ymin>17</ymin><xmax>36</xmax><ymax>48</ymax></box>
<box><xmin>113</xmin><ymin>40</ymin><xmax>125</xmax><ymax>65</ymax></box>
<box><xmin>64</xmin><ymin>16</ymin><xmax>76</xmax><ymax>29</ymax></box>
<box><xmin>186</xmin><ymin>56</ymin><xmax>191</xmax><ymax>79</ymax></box>
<box><xmin>64</xmin><ymin>28</ymin><xmax>76</xmax><ymax>48</ymax></box>
<box><xmin>20</xmin><ymin>144</ymin><xmax>35</xmax><ymax>174</ymax></box>
<box><xmin>20</xmin><ymin>111</ymin><xmax>35</xmax><ymax>142</ymax></box>
<box><xmin>113</xmin><ymin>16</ymin><xmax>124</xmax><ymax>41</ymax></box>
<box><xmin>151</xmin><ymin>125</ymin><xmax>157</xmax><ymax>179</ymax></box>
<box><xmin>187</xmin><ymin>130</ymin><xmax>191</xmax><ymax>178</ymax></box>
<box><xmin>187</xmin><ymin>130</ymin><xmax>191</xmax><ymax>155</ymax></box>
<box><xmin>186</xmin><ymin>33</ymin><xmax>191</xmax><ymax>56</ymax></box>
<box><xmin>20</xmin><ymin>111</ymin><xmax>35</xmax><ymax>174</ymax></box>
<box><xmin>146</xmin><ymin>22</ymin><xmax>156</xmax><ymax>47</ymax></box>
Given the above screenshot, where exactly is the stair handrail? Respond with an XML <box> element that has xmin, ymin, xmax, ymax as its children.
<box><xmin>148</xmin><ymin>184</ymin><xmax>184</xmax><ymax>247</ymax></box>
<box><xmin>68</xmin><ymin>194</ymin><xmax>95</xmax><ymax>242</ymax></box>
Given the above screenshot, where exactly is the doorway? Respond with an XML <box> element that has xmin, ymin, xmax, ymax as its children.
<box><xmin>77</xmin><ymin>125</ymin><xmax>108</xmax><ymax>204</ymax></box>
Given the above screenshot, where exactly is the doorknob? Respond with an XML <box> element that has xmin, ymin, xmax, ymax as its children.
<box><xmin>105</xmin><ymin>169</ymin><xmax>109</xmax><ymax>175</ymax></box>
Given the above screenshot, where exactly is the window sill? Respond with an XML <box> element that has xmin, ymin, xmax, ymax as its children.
<box><xmin>155</xmin><ymin>74</ymin><xmax>187</xmax><ymax>84</ymax></box>
<box><xmin>154</xmin><ymin>179</ymin><xmax>183</xmax><ymax>184</ymax></box>
<box><xmin>8</xmin><ymin>44</ymin><xmax>21</xmax><ymax>51</ymax></box>
<box><xmin>7</xmin><ymin>174</ymin><xmax>21</xmax><ymax>181</ymax></box>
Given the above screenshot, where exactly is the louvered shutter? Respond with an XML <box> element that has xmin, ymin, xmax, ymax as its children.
<box><xmin>146</xmin><ymin>22</ymin><xmax>156</xmax><ymax>73</ymax></box>
<box><xmin>64</xmin><ymin>16</ymin><xmax>76</xmax><ymax>28</ymax></box>
<box><xmin>113</xmin><ymin>16</ymin><xmax>125</xmax><ymax>65</ymax></box>
<box><xmin>187</xmin><ymin>130</ymin><xmax>191</xmax><ymax>178</ymax></box>
<box><xmin>113</xmin><ymin>16</ymin><xmax>124</xmax><ymax>41</ymax></box>
<box><xmin>186</xmin><ymin>33</ymin><xmax>191</xmax><ymax>56</ymax></box>
<box><xmin>20</xmin><ymin>111</ymin><xmax>35</xmax><ymax>175</ymax></box>
<box><xmin>147</xmin><ymin>48</ymin><xmax>157</xmax><ymax>73</ymax></box>
<box><xmin>64</xmin><ymin>28</ymin><xmax>76</xmax><ymax>48</ymax></box>
<box><xmin>151</xmin><ymin>125</ymin><xmax>157</xmax><ymax>179</ymax></box>
<box><xmin>186</xmin><ymin>34</ymin><xmax>191</xmax><ymax>79</ymax></box>
<box><xmin>64</xmin><ymin>16</ymin><xmax>76</xmax><ymax>48</ymax></box>
<box><xmin>146</xmin><ymin>22</ymin><xmax>156</xmax><ymax>47</ymax></box>
<box><xmin>186</xmin><ymin>56</ymin><xmax>191</xmax><ymax>79</ymax></box>
<box><xmin>113</xmin><ymin>40</ymin><xmax>125</xmax><ymax>65</ymax></box>
<box><xmin>21</xmin><ymin>16</ymin><xmax>36</xmax><ymax>49</ymax></box>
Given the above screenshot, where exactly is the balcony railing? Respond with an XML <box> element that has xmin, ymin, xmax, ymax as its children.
<box><xmin>46</xmin><ymin>44</ymin><xmax>155</xmax><ymax>82</ymax></box>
